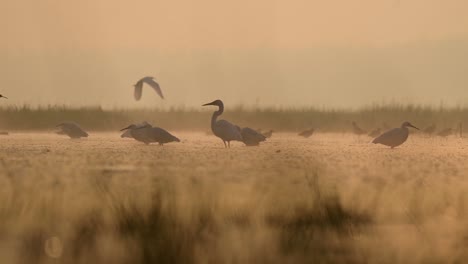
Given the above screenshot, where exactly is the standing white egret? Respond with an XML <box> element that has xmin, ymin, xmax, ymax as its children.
<box><xmin>202</xmin><ymin>99</ymin><xmax>242</xmax><ymax>148</ymax></box>
<box><xmin>56</xmin><ymin>122</ymin><xmax>89</xmax><ymax>139</ymax></box>
<box><xmin>120</xmin><ymin>123</ymin><xmax>179</xmax><ymax>145</ymax></box>
<box><xmin>372</xmin><ymin>121</ymin><xmax>419</xmax><ymax>148</ymax></box>
<box><xmin>134</xmin><ymin>76</ymin><xmax>164</xmax><ymax>100</ymax></box>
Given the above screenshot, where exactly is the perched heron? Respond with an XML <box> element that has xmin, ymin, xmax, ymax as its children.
<box><xmin>134</xmin><ymin>76</ymin><xmax>164</xmax><ymax>100</ymax></box>
<box><xmin>423</xmin><ymin>124</ymin><xmax>436</xmax><ymax>134</ymax></box>
<box><xmin>202</xmin><ymin>99</ymin><xmax>242</xmax><ymax>148</ymax></box>
<box><xmin>237</xmin><ymin>126</ymin><xmax>266</xmax><ymax>146</ymax></box>
<box><xmin>56</xmin><ymin>122</ymin><xmax>89</xmax><ymax>139</ymax></box>
<box><xmin>298</xmin><ymin>128</ymin><xmax>315</xmax><ymax>138</ymax></box>
<box><xmin>372</xmin><ymin>121</ymin><xmax>419</xmax><ymax>148</ymax></box>
<box><xmin>437</xmin><ymin>128</ymin><xmax>453</xmax><ymax>137</ymax></box>
<box><xmin>352</xmin><ymin>121</ymin><xmax>367</xmax><ymax>135</ymax></box>
<box><xmin>262</xmin><ymin>129</ymin><xmax>274</xmax><ymax>138</ymax></box>
<box><xmin>368</xmin><ymin>128</ymin><xmax>381</xmax><ymax>138</ymax></box>
<box><xmin>120</xmin><ymin>123</ymin><xmax>179</xmax><ymax>145</ymax></box>
<box><xmin>120</xmin><ymin>122</ymin><xmax>151</xmax><ymax>138</ymax></box>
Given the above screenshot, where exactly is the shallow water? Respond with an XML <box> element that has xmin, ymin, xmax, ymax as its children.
<box><xmin>0</xmin><ymin>132</ymin><xmax>467</xmax><ymax>263</ymax></box>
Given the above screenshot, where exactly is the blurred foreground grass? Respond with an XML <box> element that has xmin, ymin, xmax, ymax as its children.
<box><xmin>0</xmin><ymin>103</ymin><xmax>467</xmax><ymax>132</ymax></box>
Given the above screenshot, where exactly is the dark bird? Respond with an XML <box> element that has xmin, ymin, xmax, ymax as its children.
<box><xmin>237</xmin><ymin>126</ymin><xmax>266</xmax><ymax>146</ymax></box>
<box><xmin>120</xmin><ymin>122</ymin><xmax>151</xmax><ymax>138</ymax></box>
<box><xmin>437</xmin><ymin>128</ymin><xmax>453</xmax><ymax>137</ymax></box>
<box><xmin>368</xmin><ymin>128</ymin><xmax>381</xmax><ymax>138</ymax></box>
<box><xmin>298</xmin><ymin>128</ymin><xmax>315</xmax><ymax>138</ymax></box>
<box><xmin>372</xmin><ymin>121</ymin><xmax>419</xmax><ymax>148</ymax></box>
<box><xmin>56</xmin><ymin>122</ymin><xmax>89</xmax><ymax>139</ymax></box>
<box><xmin>120</xmin><ymin>123</ymin><xmax>179</xmax><ymax>145</ymax></box>
<box><xmin>202</xmin><ymin>99</ymin><xmax>242</xmax><ymax>148</ymax></box>
<box><xmin>352</xmin><ymin>121</ymin><xmax>367</xmax><ymax>135</ymax></box>
<box><xmin>134</xmin><ymin>76</ymin><xmax>164</xmax><ymax>100</ymax></box>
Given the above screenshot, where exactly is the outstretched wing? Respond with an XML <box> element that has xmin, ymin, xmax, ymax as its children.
<box><xmin>143</xmin><ymin>78</ymin><xmax>164</xmax><ymax>99</ymax></box>
<box><xmin>134</xmin><ymin>80</ymin><xmax>143</xmax><ymax>101</ymax></box>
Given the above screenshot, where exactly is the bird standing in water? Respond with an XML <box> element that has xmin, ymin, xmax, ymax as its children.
<box><xmin>372</xmin><ymin>121</ymin><xmax>419</xmax><ymax>148</ymax></box>
<box><xmin>202</xmin><ymin>100</ymin><xmax>242</xmax><ymax>148</ymax></box>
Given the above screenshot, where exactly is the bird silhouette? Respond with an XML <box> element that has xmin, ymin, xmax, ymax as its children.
<box><xmin>133</xmin><ymin>76</ymin><xmax>164</xmax><ymax>100</ymax></box>
<box><xmin>372</xmin><ymin>121</ymin><xmax>419</xmax><ymax>148</ymax></box>
<box><xmin>202</xmin><ymin>99</ymin><xmax>242</xmax><ymax>148</ymax></box>
<box><xmin>56</xmin><ymin>122</ymin><xmax>89</xmax><ymax>139</ymax></box>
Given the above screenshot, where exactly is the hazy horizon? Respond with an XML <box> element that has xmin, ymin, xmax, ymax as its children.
<box><xmin>2</xmin><ymin>0</ymin><xmax>468</xmax><ymax>108</ymax></box>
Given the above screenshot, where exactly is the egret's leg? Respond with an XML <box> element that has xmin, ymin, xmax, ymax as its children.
<box><xmin>223</xmin><ymin>141</ymin><xmax>227</xmax><ymax>148</ymax></box>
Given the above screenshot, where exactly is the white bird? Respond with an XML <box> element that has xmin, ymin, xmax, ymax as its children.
<box><xmin>372</xmin><ymin>121</ymin><xmax>419</xmax><ymax>148</ymax></box>
<box><xmin>120</xmin><ymin>122</ymin><xmax>179</xmax><ymax>145</ymax></box>
<box><xmin>133</xmin><ymin>76</ymin><xmax>164</xmax><ymax>100</ymax></box>
<box><xmin>202</xmin><ymin>99</ymin><xmax>242</xmax><ymax>148</ymax></box>
<box><xmin>56</xmin><ymin>122</ymin><xmax>89</xmax><ymax>139</ymax></box>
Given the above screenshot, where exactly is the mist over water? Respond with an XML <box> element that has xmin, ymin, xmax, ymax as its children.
<box><xmin>2</xmin><ymin>0</ymin><xmax>468</xmax><ymax>108</ymax></box>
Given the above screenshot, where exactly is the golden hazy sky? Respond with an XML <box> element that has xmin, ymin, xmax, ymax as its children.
<box><xmin>1</xmin><ymin>0</ymin><xmax>468</xmax><ymax>108</ymax></box>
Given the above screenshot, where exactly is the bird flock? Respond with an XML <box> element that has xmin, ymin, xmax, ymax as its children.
<box><xmin>0</xmin><ymin>79</ymin><xmax>461</xmax><ymax>149</ymax></box>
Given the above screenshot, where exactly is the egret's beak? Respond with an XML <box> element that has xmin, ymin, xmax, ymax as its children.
<box><xmin>409</xmin><ymin>124</ymin><xmax>420</xmax><ymax>130</ymax></box>
<box><xmin>120</xmin><ymin>125</ymin><xmax>132</xmax><ymax>131</ymax></box>
<box><xmin>1</xmin><ymin>96</ymin><xmax>7</xmax><ymax>99</ymax></box>
<box><xmin>202</xmin><ymin>101</ymin><xmax>216</xmax><ymax>106</ymax></box>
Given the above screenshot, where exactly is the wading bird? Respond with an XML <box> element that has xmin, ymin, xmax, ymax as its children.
<box><xmin>133</xmin><ymin>76</ymin><xmax>164</xmax><ymax>100</ymax></box>
<box><xmin>352</xmin><ymin>121</ymin><xmax>367</xmax><ymax>135</ymax></box>
<box><xmin>237</xmin><ymin>126</ymin><xmax>266</xmax><ymax>146</ymax></box>
<box><xmin>120</xmin><ymin>123</ymin><xmax>179</xmax><ymax>145</ymax></box>
<box><xmin>372</xmin><ymin>121</ymin><xmax>419</xmax><ymax>148</ymax></box>
<box><xmin>298</xmin><ymin>128</ymin><xmax>315</xmax><ymax>138</ymax></box>
<box><xmin>202</xmin><ymin>99</ymin><xmax>242</xmax><ymax>148</ymax></box>
<box><xmin>56</xmin><ymin>122</ymin><xmax>89</xmax><ymax>139</ymax></box>
<box><xmin>120</xmin><ymin>122</ymin><xmax>151</xmax><ymax>138</ymax></box>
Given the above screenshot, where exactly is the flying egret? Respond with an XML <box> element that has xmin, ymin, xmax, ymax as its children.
<box><xmin>352</xmin><ymin>121</ymin><xmax>366</xmax><ymax>135</ymax></box>
<box><xmin>134</xmin><ymin>76</ymin><xmax>164</xmax><ymax>100</ymax></box>
<box><xmin>120</xmin><ymin>123</ymin><xmax>179</xmax><ymax>145</ymax></box>
<box><xmin>372</xmin><ymin>121</ymin><xmax>419</xmax><ymax>148</ymax></box>
<box><xmin>236</xmin><ymin>126</ymin><xmax>266</xmax><ymax>146</ymax></box>
<box><xmin>56</xmin><ymin>122</ymin><xmax>89</xmax><ymax>139</ymax></box>
<box><xmin>298</xmin><ymin>128</ymin><xmax>315</xmax><ymax>138</ymax></box>
<box><xmin>202</xmin><ymin>99</ymin><xmax>242</xmax><ymax>148</ymax></box>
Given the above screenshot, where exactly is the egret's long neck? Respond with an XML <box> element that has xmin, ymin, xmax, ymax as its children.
<box><xmin>211</xmin><ymin>105</ymin><xmax>223</xmax><ymax>128</ymax></box>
